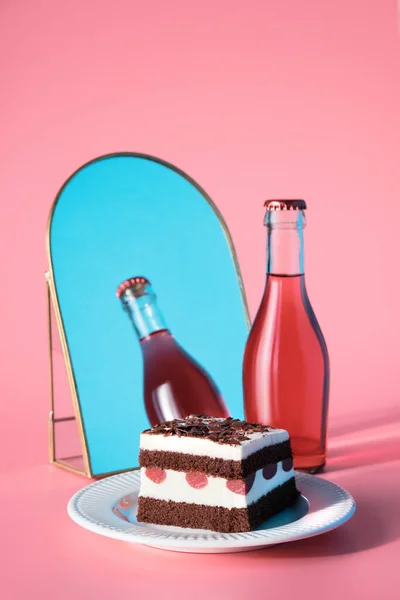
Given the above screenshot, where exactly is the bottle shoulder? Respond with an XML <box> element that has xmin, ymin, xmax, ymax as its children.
<box><xmin>245</xmin><ymin>277</ymin><xmax>328</xmax><ymax>355</ymax></box>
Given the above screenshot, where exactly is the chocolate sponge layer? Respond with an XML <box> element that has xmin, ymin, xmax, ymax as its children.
<box><xmin>137</xmin><ymin>477</ymin><xmax>299</xmax><ymax>533</ymax></box>
<box><xmin>139</xmin><ymin>439</ymin><xmax>293</xmax><ymax>479</ymax></box>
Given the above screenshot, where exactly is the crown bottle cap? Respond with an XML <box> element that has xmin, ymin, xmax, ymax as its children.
<box><xmin>264</xmin><ymin>199</ymin><xmax>307</xmax><ymax>211</ymax></box>
<box><xmin>116</xmin><ymin>276</ymin><xmax>151</xmax><ymax>299</ymax></box>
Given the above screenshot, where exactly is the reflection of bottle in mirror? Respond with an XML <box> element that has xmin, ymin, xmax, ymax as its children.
<box><xmin>243</xmin><ymin>200</ymin><xmax>330</xmax><ymax>474</ymax></box>
<box><xmin>117</xmin><ymin>277</ymin><xmax>229</xmax><ymax>425</ymax></box>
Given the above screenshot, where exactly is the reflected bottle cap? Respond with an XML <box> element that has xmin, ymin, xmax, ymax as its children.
<box><xmin>264</xmin><ymin>199</ymin><xmax>307</xmax><ymax>211</ymax></box>
<box><xmin>116</xmin><ymin>276</ymin><xmax>151</xmax><ymax>299</ymax></box>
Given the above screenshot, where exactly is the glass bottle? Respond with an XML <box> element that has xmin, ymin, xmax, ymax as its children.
<box><xmin>242</xmin><ymin>200</ymin><xmax>329</xmax><ymax>473</ymax></box>
<box><xmin>117</xmin><ymin>277</ymin><xmax>229</xmax><ymax>425</ymax></box>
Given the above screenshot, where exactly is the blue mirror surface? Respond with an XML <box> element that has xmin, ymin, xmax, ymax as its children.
<box><xmin>49</xmin><ymin>154</ymin><xmax>249</xmax><ymax>476</ymax></box>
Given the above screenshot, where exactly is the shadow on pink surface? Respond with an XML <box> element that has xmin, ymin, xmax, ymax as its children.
<box><xmin>326</xmin><ymin>433</ymin><xmax>400</xmax><ymax>472</ymax></box>
<box><xmin>328</xmin><ymin>405</ymin><xmax>400</xmax><ymax>438</ymax></box>
<box><xmin>240</xmin><ymin>467</ymin><xmax>400</xmax><ymax>559</ymax></box>
<box><xmin>325</xmin><ymin>405</ymin><xmax>400</xmax><ymax>472</ymax></box>
<box><xmin>256</xmin><ymin>499</ymin><xmax>399</xmax><ymax>558</ymax></box>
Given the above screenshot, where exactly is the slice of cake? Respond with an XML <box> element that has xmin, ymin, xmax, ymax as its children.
<box><xmin>137</xmin><ymin>415</ymin><xmax>299</xmax><ymax>533</ymax></box>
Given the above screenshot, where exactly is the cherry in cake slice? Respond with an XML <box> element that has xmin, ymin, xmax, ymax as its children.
<box><xmin>137</xmin><ymin>415</ymin><xmax>299</xmax><ymax>533</ymax></box>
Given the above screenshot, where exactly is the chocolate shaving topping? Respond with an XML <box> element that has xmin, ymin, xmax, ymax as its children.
<box><xmin>142</xmin><ymin>415</ymin><xmax>276</xmax><ymax>445</ymax></box>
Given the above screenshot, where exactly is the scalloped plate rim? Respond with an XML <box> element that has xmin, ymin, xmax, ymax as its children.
<box><xmin>67</xmin><ymin>470</ymin><xmax>356</xmax><ymax>553</ymax></box>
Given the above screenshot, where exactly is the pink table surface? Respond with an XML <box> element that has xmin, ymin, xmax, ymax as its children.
<box><xmin>1</xmin><ymin>421</ymin><xmax>400</xmax><ymax>600</ymax></box>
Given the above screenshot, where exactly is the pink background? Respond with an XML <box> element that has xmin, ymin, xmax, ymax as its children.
<box><xmin>1</xmin><ymin>1</ymin><xmax>400</xmax><ymax>598</ymax></box>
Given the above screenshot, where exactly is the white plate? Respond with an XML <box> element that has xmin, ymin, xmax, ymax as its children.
<box><xmin>67</xmin><ymin>471</ymin><xmax>355</xmax><ymax>553</ymax></box>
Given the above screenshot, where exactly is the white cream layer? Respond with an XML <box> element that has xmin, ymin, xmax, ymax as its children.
<box><xmin>139</xmin><ymin>461</ymin><xmax>294</xmax><ymax>509</ymax></box>
<box><xmin>140</xmin><ymin>428</ymin><xmax>289</xmax><ymax>460</ymax></box>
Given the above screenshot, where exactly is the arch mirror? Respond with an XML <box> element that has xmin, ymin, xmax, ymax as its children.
<box><xmin>47</xmin><ymin>153</ymin><xmax>249</xmax><ymax>478</ymax></box>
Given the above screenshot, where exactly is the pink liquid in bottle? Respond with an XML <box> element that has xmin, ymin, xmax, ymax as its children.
<box><xmin>243</xmin><ymin>201</ymin><xmax>329</xmax><ymax>473</ymax></box>
<box><xmin>117</xmin><ymin>277</ymin><xmax>229</xmax><ymax>425</ymax></box>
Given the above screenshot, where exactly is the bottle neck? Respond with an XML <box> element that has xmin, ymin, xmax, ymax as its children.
<box><xmin>265</xmin><ymin>210</ymin><xmax>305</xmax><ymax>276</ymax></box>
<box><xmin>122</xmin><ymin>289</ymin><xmax>169</xmax><ymax>340</ymax></box>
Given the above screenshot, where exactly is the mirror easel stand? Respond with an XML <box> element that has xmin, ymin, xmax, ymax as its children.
<box><xmin>46</xmin><ymin>270</ymin><xmax>92</xmax><ymax>478</ymax></box>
